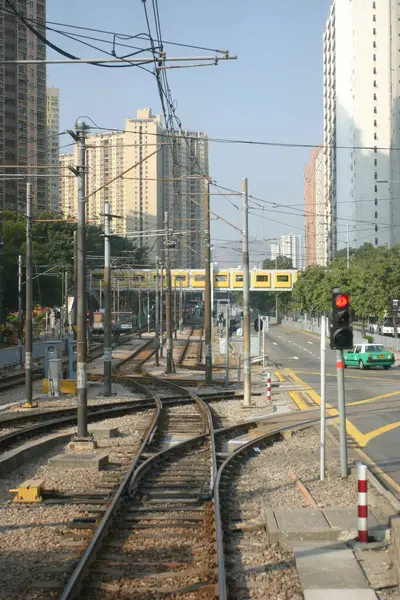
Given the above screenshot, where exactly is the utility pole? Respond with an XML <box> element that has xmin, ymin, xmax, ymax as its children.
<box><xmin>320</xmin><ymin>314</ymin><xmax>327</xmax><ymax>480</ymax></box>
<box><xmin>242</xmin><ymin>177</ymin><xmax>251</xmax><ymax>407</ymax></box>
<box><xmin>164</xmin><ymin>211</ymin><xmax>174</xmax><ymax>374</ymax></box>
<box><xmin>72</xmin><ymin>230</ymin><xmax>77</xmax><ymax>339</ymax></box>
<box><xmin>225</xmin><ymin>303</ymin><xmax>230</xmax><ymax>386</ymax></box>
<box><xmin>18</xmin><ymin>255</ymin><xmax>23</xmax><ymax>342</ymax></box>
<box><xmin>0</xmin><ymin>212</ymin><xmax>4</xmax><ymax>325</ymax></box>
<box><xmin>204</xmin><ymin>182</ymin><xmax>213</xmax><ymax>384</ymax></box>
<box><xmin>346</xmin><ymin>224</ymin><xmax>350</xmax><ymax>269</ymax></box>
<box><xmin>64</xmin><ymin>270</ymin><xmax>69</xmax><ymax>334</ymax></box>
<box><xmin>103</xmin><ymin>202</ymin><xmax>112</xmax><ymax>397</ymax></box>
<box><xmin>160</xmin><ymin>264</ymin><xmax>164</xmax><ymax>358</ymax></box>
<box><xmin>147</xmin><ymin>283</ymin><xmax>150</xmax><ymax>333</ymax></box>
<box><xmin>70</xmin><ymin>119</ymin><xmax>89</xmax><ymax>439</ymax></box>
<box><xmin>174</xmin><ymin>283</ymin><xmax>177</xmax><ymax>340</ymax></box>
<box><xmin>258</xmin><ymin>313</ymin><xmax>261</xmax><ymax>357</ymax></box>
<box><xmin>138</xmin><ymin>285</ymin><xmax>142</xmax><ymax>337</ymax></box>
<box><xmin>155</xmin><ymin>256</ymin><xmax>160</xmax><ymax>366</ymax></box>
<box><xmin>24</xmin><ymin>181</ymin><xmax>33</xmax><ymax>408</ymax></box>
<box><xmin>179</xmin><ymin>280</ymin><xmax>183</xmax><ymax>333</ymax></box>
<box><xmin>117</xmin><ymin>278</ymin><xmax>120</xmax><ymax>314</ymax></box>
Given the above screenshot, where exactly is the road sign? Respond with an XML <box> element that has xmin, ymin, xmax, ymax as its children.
<box><xmin>392</xmin><ymin>299</ymin><xmax>399</xmax><ymax>311</ymax></box>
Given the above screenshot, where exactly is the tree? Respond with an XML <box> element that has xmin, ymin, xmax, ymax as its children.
<box><xmin>1</xmin><ymin>210</ymin><xmax>148</xmax><ymax>315</ymax></box>
<box><xmin>262</xmin><ymin>255</ymin><xmax>293</xmax><ymax>269</ymax></box>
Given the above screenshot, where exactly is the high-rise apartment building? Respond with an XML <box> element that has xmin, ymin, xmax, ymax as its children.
<box><xmin>163</xmin><ymin>130</ymin><xmax>208</xmax><ymax>269</ymax></box>
<box><xmin>323</xmin><ymin>0</ymin><xmax>400</xmax><ymax>258</ymax></box>
<box><xmin>0</xmin><ymin>0</ymin><xmax>47</xmax><ymax>211</ymax></box>
<box><xmin>46</xmin><ymin>87</ymin><xmax>59</xmax><ymax>212</ymax></box>
<box><xmin>269</xmin><ymin>234</ymin><xmax>304</xmax><ymax>270</ymax></box>
<box><xmin>59</xmin><ymin>109</ymin><xmax>209</xmax><ymax>267</ymax></box>
<box><xmin>304</xmin><ymin>146</ymin><xmax>327</xmax><ymax>266</ymax></box>
<box><xmin>59</xmin><ymin>152</ymin><xmax>75</xmax><ymax>218</ymax></box>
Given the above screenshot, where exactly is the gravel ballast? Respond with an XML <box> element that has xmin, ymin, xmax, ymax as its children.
<box><xmin>0</xmin><ymin>406</ymin><xmax>155</xmax><ymax>599</ymax></box>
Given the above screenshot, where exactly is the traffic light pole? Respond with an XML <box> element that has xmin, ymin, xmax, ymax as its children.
<box><xmin>225</xmin><ymin>304</ymin><xmax>230</xmax><ymax>387</ymax></box>
<box><xmin>320</xmin><ymin>314</ymin><xmax>327</xmax><ymax>481</ymax></box>
<box><xmin>24</xmin><ymin>181</ymin><xmax>33</xmax><ymax>408</ymax></box>
<box><xmin>103</xmin><ymin>202</ymin><xmax>112</xmax><ymax>397</ymax></box>
<box><xmin>336</xmin><ymin>348</ymin><xmax>348</xmax><ymax>477</ymax></box>
<box><xmin>204</xmin><ymin>183</ymin><xmax>213</xmax><ymax>384</ymax></box>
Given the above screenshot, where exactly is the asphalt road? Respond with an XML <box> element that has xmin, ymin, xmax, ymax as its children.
<box><xmin>268</xmin><ymin>323</ymin><xmax>400</xmax><ymax>498</ymax></box>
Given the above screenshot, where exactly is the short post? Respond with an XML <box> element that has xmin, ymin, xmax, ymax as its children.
<box><xmin>262</xmin><ymin>326</ymin><xmax>266</xmax><ymax>367</ymax></box>
<box><xmin>225</xmin><ymin>304</ymin><xmax>230</xmax><ymax>387</ymax></box>
<box><xmin>237</xmin><ymin>349</ymin><xmax>241</xmax><ymax>384</ymax></box>
<box><xmin>357</xmin><ymin>463</ymin><xmax>368</xmax><ymax>543</ymax></box>
<box><xmin>258</xmin><ymin>313</ymin><xmax>261</xmax><ymax>356</ymax></box>
<box><xmin>266</xmin><ymin>372</ymin><xmax>272</xmax><ymax>402</ymax></box>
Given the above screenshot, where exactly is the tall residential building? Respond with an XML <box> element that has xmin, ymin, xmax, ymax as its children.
<box><xmin>163</xmin><ymin>130</ymin><xmax>209</xmax><ymax>268</ymax></box>
<box><xmin>323</xmin><ymin>0</ymin><xmax>400</xmax><ymax>258</ymax></box>
<box><xmin>269</xmin><ymin>234</ymin><xmax>304</xmax><ymax>270</ymax></box>
<box><xmin>59</xmin><ymin>152</ymin><xmax>75</xmax><ymax>217</ymax></box>
<box><xmin>0</xmin><ymin>0</ymin><xmax>47</xmax><ymax>211</ymax></box>
<box><xmin>59</xmin><ymin>109</ymin><xmax>209</xmax><ymax>267</ymax></box>
<box><xmin>46</xmin><ymin>88</ymin><xmax>60</xmax><ymax>212</ymax></box>
<box><xmin>304</xmin><ymin>146</ymin><xmax>327</xmax><ymax>266</ymax></box>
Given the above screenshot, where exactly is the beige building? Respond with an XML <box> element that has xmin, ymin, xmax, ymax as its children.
<box><xmin>46</xmin><ymin>87</ymin><xmax>60</xmax><ymax>212</ymax></box>
<box><xmin>0</xmin><ymin>0</ymin><xmax>47</xmax><ymax>211</ymax></box>
<box><xmin>59</xmin><ymin>152</ymin><xmax>75</xmax><ymax>218</ymax></box>
<box><xmin>59</xmin><ymin>108</ymin><xmax>209</xmax><ymax>267</ymax></box>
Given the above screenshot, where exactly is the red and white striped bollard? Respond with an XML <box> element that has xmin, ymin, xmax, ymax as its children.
<box><xmin>266</xmin><ymin>372</ymin><xmax>272</xmax><ymax>402</ymax></box>
<box><xmin>357</xmin><ymin>463</ymin><xmax>368</xmax><ymax>543</ymax></box>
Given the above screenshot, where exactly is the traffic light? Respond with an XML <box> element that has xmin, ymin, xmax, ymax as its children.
<box><xmin>330</xmin><ymin>288</ymin><xmax>353</xmax><ymax>350</ymax></box>
<box><xmin>240</xmin><ymin>311</ymin><xmax>243</xmax><ymax>320</ymax></box>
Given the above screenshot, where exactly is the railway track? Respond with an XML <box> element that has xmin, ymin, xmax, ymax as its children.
<box><xmin>177</xmin><ymin>326</ymin><xmax>203</xmax><ymax>369</ymax></box>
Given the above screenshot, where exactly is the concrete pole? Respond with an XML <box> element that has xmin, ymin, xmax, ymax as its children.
<box><xmin>64</xmin><ymin>270</ymin><xmax>69</xmax><ymax>334</ymax></box>
<box><xmin>147</xmin><ymin>284</ymin><xmax>150</xmax><ymax>333</ymax></box>
<box><xmin>225</xmin><ymin>304</ymin><xmax>230</xmax><ymax>386</ymax></box>
<box><xmin>174</xmin><ymin>283</ymin><xmax>177</xmax><ymax>340</ymax></box>
<box><xmin>24</xmin><ymin>181</ymin><xmax>33</xmax><ymax>408</ymax></box>
<box><xmin>204</xmin><ymin>182</ymin><xmax>213</xmax><ymax>384</ymax></box>
<box><xmin>346</xmin><ymin>224</ymin><xmax>350</xmax><ymax>269</ymax></box>
<box><xmin>99</xmin><ymin>279</ymin><xmax>102</xmax><ymax>310</ymax></box>
<box><xmin>165</xmin><ymin>211</ymin><xmax>174</xmax><ymax>374</ymax></box>
<box><xmin>160</xmin><ymin>265</ymin><xmax>164</xmax><ymax>358</ymax></box>
<box><xmin>320</xmin><ymin>315</ymin><xmax>327</xmax><ymax>480</ymax></box>
<box><xmin>336</xmin><ymin>348</ymin><xmax>348</xmax><ymax>477</ymax></box>
<box><xmin>155</xmin><ymin>256</ymin><xmax>160</xmax><ymax>366</ymax></box>
<box><xmin>75</xmin><ymin>120</ymin><xmax>88</xmax><ymax>438</ymax></box>
<box><xmin>18</xmin><ymin>254</ymin><xmax>23</xmax><ymax>344</ymax></box>
<box><xmin>138</xmin><ymin>286</ymin><xmax>141</xmax><ymax>337</ymax></box>
<box><xmin>262</xmin><ymin>325</ymin><xmax>266</xmax><ymax>367</ymax></box>
<box><xmin>258</xmin><ymin>313</ymin><xmax>261</xmax><ymax>357</ymax></box>
<box><xmin>179</xmin><ymin>280</ymin><xmax>183</xmax><ymax>333</ymax></box>
<box><xmin>72</xmin><ymin>230</ymin><xmax>77</xmax><ymax>339</ymax></box>
<box><xmin>117</xmin><ymin>278</ymin><xmax>120</xmax><ymax>314</ymax></box>
<box><xmin>103</xmin><ymin>202</ymin><xmax>112</xmax><ymax>397</ymax></box>
<box><xmin>242</xmin><ymin>177</ymin><xmax>251</xmax><ymax>407</ymax></box>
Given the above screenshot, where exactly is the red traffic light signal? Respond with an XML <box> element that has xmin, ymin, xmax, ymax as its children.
<box><xmin>85</xmin><ymin>312</ymin><xmax>90</xmax><ymax>319</ymax></box>
<box><xmin>335</xmin><ymin>294</ymin><xmax>350</xmax><ymax>309</ymax></box>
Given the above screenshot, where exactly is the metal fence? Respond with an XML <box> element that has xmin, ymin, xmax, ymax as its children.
<box><xmin>282</xmin><ymin>316</ymin><xmax>400</xmax><ymax>351</ymax></box>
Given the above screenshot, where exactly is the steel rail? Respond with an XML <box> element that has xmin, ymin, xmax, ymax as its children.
<box><xmin>214</xmin><ymin>416</ymin><xmax>324</xmax><ymax>600</ymax></box>
<box><xmin>58</xmin><ymin>388</ymin><xmax>162</xmax><ymax>600</ymax></box>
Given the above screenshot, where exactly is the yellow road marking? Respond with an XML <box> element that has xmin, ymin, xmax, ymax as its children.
<box><xmin>292</xmin><ymin>369</ymin><xmax>400</xmax><ymax>383</ymax></box>
<box><xmin>347</xmin><ymin>391</ymin><xmax>400</xmax><ymax>407</ymax></box>
<box><xmin>274</xmin><ymin>370</ymin><xmax>285</xmax><ymax>382</ymax></box>
<box><xmin>285</xmin><ymin>368</ymin><xmax>400</xmax><ymax>494</ymax></box>
<box><xmin>355</xmin><ymin>448</ymin><xmax>400</xmax><ymax>494</ymax></box>
<box><xmin>288</xmin><ymin>391</ymin><xmax>310</xmax><ymax>411</ymax></box>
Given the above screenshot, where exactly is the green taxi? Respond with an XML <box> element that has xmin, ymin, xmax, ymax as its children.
<box><xmin>343</xmin><ymin>344</ymin><xmax>395</xmax><ymax>370</ymax></box>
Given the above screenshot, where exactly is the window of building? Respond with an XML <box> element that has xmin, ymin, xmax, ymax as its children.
<box><xmin>374</xmin><ymin>158</ymin><xmax>377</xmax><ymax>166</ymax></box>
<box><xmin>374</xmin><ymin>93</ymin><xmax>377</xmax><ymax>100</ymax></box>
<box><xmin>373</xmin><ymin>1</ymin><xmax>376</xmax><ymax>7</ymax></box>
<box><xmin>373</xmin><ymin>28</ymin><xmax>376</xmax><ymax>35</ymax></box>
<box><xmin>373</xmin><ymin>80</ymin><xmax>377</xmax><ymax>87</ymax></box>
<box><xmin>373</xmin><ymin>41</ymin><xmax>376</xmax><ymax>48</ymax></box>
<box><xmin>374</xmin><ymin>146</ymin><xmax>377</xmax><ymax>153</ymax></box>
<box><xmin>374</xmin><ymin>106</ymin><xmax>377</xmax><ymax>114</ymax></box>
<box><xmin>373</xmin><ymin>54</ymin><xmax>376</xmax><ymax>61</ymax></box>
<box><xmin>373</xmin><ymin>67</ymin><xmax>377</xmax><ymax>75</ymax></box>
<box><xmin>375</xmin><ymin>185</ymin><xmax>378</xmax><ymax>193</ymax></box>
<box><xmin>375</xmin><ymin>198</ymin><xmax>378</xmax><ymax>205</ymax></box>
<box><xmin>374</xmin><ymin>132</ymin><xmax>378</xmax><ymax>140</ymax></box>
<box><xmin>375</xmin><ymin>237</ymin><xmax>378</xmax><ymax>245</ymax></box>
<box><xmin>374</xmin><ymin>172</ymin><xmax>378</xmax><ymax>179</ymax></box>
<box><xmin>373</xmin><ymin>13</ymin><xmax>376</xmax><ymax>20</ymax></box>
<box><xmin>375</xmin><ymin>225</ymin><xmax>378</xmax><ymax>232</ymax></box>
<box><xmin>256</xmin><ymin>275</ymin><xmax>269</xmax><ymax>282</ymax></box>
<box><xmin>374</xmin><ymin>120</ymin><xmax>377</xmax><ymax>127</ymax></box>
<box><xmin>375</xmin><ymin>211</ymin><xmax>378</xmax><ymax>218</ymax></box>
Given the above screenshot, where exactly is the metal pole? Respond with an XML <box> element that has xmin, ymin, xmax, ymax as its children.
<box><xmin>75</xmin><ymin>120</ymin><xmax>88</xmax><ymax>438</ymax></box>
<box><xmin>160</xmin><ymin>265</ymin><xmax>164</xmax><ymax>358</ymax></box>
<box><xmin>165</xmin><ymin>211</ymin><xmax>174</xmax><ymax>374</ymax></box>
<box><xmin>117</xmin><ymin>279</ymin><xmax>120</xmax><ymax>314</ymax></box>
<box><xmin>204</xmin><ymin>183</ymin><xmax>212</xmax><ymax>383</ymax></box>
<box><xmin>99</xmin><ymin>279</ymin><xmax>102</xmax><ymax>310</ymax></box>
<box><xmin>147</xmin><ymin>284</ymin><xmax>150</xmax><ymax>333</ymax></box>
<box><xmin>155</xmin><ymin>256</ymin><xmax>160</xmax><ymax>366</ymax></box>
<box><xmin>320</xmin><ymin>315</ymin><xmax>327</xmax><ymax>481</ymax></box>
<box><xmin>64</xmin><ymin>270</ymin><xmax>69</xmax><ymax>334</ymax></box>
<box><xmin>258</xmin><ymin>313</ymin><xmax>261</xmax><ymax>357</ymax></box>
<box><xmin>242</xmin><ymin>177</ymin><xmax>251</xmax><ymax>407</ymax></box>
<box><xmin>336</xmin><ymin>348</ymin><xmax>348</xmax><ymax>477</ymax></box>
<box><xmin>262</xmin><ymin>325</ymin><xmax>265</xmax><ymax>367</ymax></box>
<box><xmin>72</xmin><ymin>230</ymin><xmax>77</xmax><ymax>339</ymax></box>
<box><xmin>179</xmin><ymin>280</ymin><xmax>183</xmax><ymax>333</ymax></box>
<box><xmin>0</xmin><ymin>211</ymin><xmax>3</xmax><ymax>324</ymax></box>
<box><xmin>24</xmin><ymin>181</ymin><xmax>33</xmax><ymax>408</ymax></box>
<box><xmin>174</xmin><ymin>283</ymin><xmax>177</xmax><ymax>340</ymax></box>
<box><xmin>138</xmin><ymin>285</ymin><xmax>141</xmax><ymax>336</ymax></box>
<box><xmin>103</xmin><ymin>202</ymin><xmax>112</xmax><ymax>397</ymax></box>
<box><xmin>18</xmin><ymin>254</ymin><xmax>23</xmax><ymax>342</ymax></box>
<box><xmin>346</xmin><ymin>225</ymin><xmax>350</xmax><ymax>269</ymax></box>
<box><xmin>225</xmin><ymin>304</ymin><xmax>230</xmax><ymax>386</ymax></box>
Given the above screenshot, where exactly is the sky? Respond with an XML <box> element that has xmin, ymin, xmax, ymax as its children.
<box><xmin>47</xmin><ymin>0</ymin><xmax>332</xmax><ymax>267</ymax></box>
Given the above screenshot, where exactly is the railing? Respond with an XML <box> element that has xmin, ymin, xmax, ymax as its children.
<box><xmin>281</xmin><ymin>316</ymin><xmax>400</xmax><ymax>352</ymax></box>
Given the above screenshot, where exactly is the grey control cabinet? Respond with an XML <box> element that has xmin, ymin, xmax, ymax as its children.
<box><xmin>44</xmin><ymin>341</ymin><xmax>62</xmax><ymax>379</ymax></box>
<box><xmin>68</xmin><ymin>341</ymin><xmax>77</xmax><ymax>379</ymax></box>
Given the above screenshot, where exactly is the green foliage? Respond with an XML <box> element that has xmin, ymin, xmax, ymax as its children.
<box><xmin>262</xmin><ymin>255</ymin><xmax>293</xmax><ymax>269</ymax></box>
<box><xmin>0</xmin><ymin>210</ymin><xmax>148</xmax><ymax>315</ymax></box>
<box><xmin>291</xmin><ymin>243</ymin><xmax>400</xmax><ymax>319</ymax></box>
